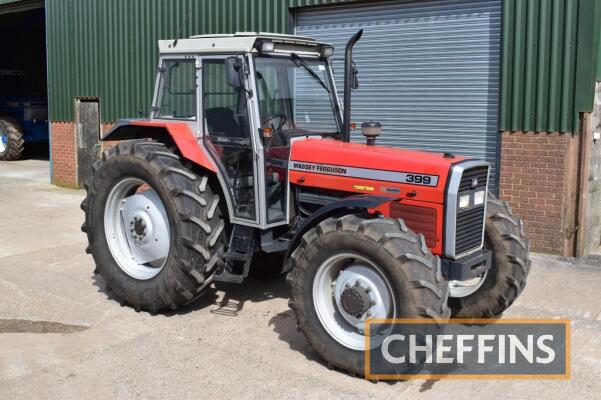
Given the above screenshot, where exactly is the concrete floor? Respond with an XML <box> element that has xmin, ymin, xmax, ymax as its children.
<box><xmin>1</xmin><ymin>159</ymin><xmax>600</xmax><ymax>400</ymax></box>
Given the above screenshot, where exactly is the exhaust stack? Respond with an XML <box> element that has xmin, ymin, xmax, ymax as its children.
<box><xmin>342</xmin><ymin>29</ymin><xmax>363</xmax><ymax>142</ymax></box>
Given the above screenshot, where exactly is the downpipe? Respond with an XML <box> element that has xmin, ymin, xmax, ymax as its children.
<box><xmin>342</xmin><ymin>29</ymin><xmax>363</xmax><ymax>142</ymax></box>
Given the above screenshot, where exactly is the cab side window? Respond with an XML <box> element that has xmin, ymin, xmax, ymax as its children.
<box><xmin>156</xmin><ymin>59</ymin><xmax>197</xmax><ymax>120</ymax></box>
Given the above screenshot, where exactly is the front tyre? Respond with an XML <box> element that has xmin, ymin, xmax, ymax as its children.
<box><xmin>287</xmin><ymin>215</ymin><xmax>450</xmax><ymax>376</ymax></box>
<box><xmin>81</xmin><ymin>140</ymin><xmax>224</xmax><ymax>313</ymax></box>
<box><xmin>448</xmin><ymin>194</ymin><xmax>531</xmax><ymax>317</ymax></box>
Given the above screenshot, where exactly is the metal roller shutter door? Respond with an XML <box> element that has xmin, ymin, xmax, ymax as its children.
<box><xmin>295</xmin><ymin>0</ymin><xmax>502</xmax><ymax>189</ymax></box>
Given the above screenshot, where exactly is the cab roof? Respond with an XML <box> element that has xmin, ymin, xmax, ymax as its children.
<box><xmin>158</xmin><ymin>32</ymin><xmax>332</xmax><ymax>56</ymax></box>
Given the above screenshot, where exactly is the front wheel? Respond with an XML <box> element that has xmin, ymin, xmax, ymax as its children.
<box><xmin>286</xmin><ymin>215</ymin><xmax>450</xmax><ymax>376</ymax></box>
<box><xmin>448</xmin><ymin>194</ymin><xmax>531</xmax><ymax>317</ymax></box>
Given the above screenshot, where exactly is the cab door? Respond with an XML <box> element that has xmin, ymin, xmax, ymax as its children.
<box><xmin>201</xmin><ymin>56</ymin><xmax>259</xmax><ymax>225</ymax></box>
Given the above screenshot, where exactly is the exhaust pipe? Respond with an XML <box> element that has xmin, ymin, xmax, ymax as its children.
<box><xmin>342</xmin><ymin>29</ymin><xmax>363</xmax><ymax>142</ymax></box>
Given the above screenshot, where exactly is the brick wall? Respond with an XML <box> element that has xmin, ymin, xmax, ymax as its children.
<box><xmin>499</xmin><ymin>131</ymin><xmax>579</xmax><ymax>255</ymax></box>
<box><xmin>51</xmin><ymin>121</ymin><xmax>115</xmax><ymax>188</ymax></box>
<box><xmin>50</xmin><ymin>122</ymin><xmax>77</xmax><ymax>188</ymax></box>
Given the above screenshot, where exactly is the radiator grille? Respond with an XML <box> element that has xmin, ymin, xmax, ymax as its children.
<box><xmin>455</xmin><ymin>166</ymin><xmax>489</xmax><ymax>256</ymax></box>
<box><xmin>458</xmin><ymin>167</ymin><xmax>488</xmax><ymax>192</ymax></box>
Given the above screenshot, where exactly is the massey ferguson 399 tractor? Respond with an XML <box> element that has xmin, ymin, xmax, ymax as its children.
<box><xmin>82</xmin><ymin>31</ymin><xmax>530</xmax><ymax>376</ymax></box>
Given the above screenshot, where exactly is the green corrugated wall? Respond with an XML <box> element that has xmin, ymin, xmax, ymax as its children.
<box><xmin>597</xmin><ymin>14</ymin><xmax>601</xmax><ymax>81</ymax></box>
<box><xmin>45</xmin><ymin>0</ymin><xmax>600</xmax><ymax>131</ymax></box>
<box><xmin>46</xmin><ymin>0</ymin><xmax>352</xmax><ymax>122</ymax></box>
<box><xmin>499</xmin><ymin>0</ymin><xmax>600</xmax><ymax>132</ymax></box>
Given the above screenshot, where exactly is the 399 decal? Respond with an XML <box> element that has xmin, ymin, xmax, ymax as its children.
<box><xmin>404</xmin><ymin>173</ymin><xmax>436</xmax><ymax>186</ymax></box>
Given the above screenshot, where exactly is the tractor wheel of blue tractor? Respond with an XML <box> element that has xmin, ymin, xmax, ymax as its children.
<box><xmin>0</xmin><ymin>117</ymin><xmax>25</xmax><ymax>161</ymax></box>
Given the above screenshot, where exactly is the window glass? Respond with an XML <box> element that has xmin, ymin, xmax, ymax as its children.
<box><xmin>157</xmin><ymin>59</ymin><xmax>197</xmax><ymax>119</ymax></box>
<box><xmin>255</xmin><ymin>56</ymin><xmax>339</xmax><ymax>140</ymax></box>
<box><xmin>203</xmin><ymin>59</ymin><xmax>255</xmax><ymax>221</ymax></box>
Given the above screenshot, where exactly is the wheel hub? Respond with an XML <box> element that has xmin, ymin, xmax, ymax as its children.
<box><xmin>313</xmin><ymin>254</ymin><xmax>396</xmax><ymax>351</ymax></box>
<box><xmin>340</xmin><ymin>284</ymin><xmax>372</xmax><ymax>317</ymax></box>
<box><xmin>131</xmin><ymin>215</ymin><xmax>149</xmax><ymax>240</ymax></box>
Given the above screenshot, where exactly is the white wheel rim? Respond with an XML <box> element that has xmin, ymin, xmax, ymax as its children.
<box><xmin>0</xmin><ymin>129</ymin><xmax>7</xmax><ymax>153</ymax></box>
<box><xmin>104</xmin><ymin>177</ymin><xmax>171</xmax><ymax>280</ymax></box>
<box><xmin>449</xmin><ymin>270</ymin><xmax>488</xmax><ymax>298</ymax></box>
<box><xmin>313</xmin><ymin>253</ymin><xmax>396</xmax><ymax>351</ymax></box>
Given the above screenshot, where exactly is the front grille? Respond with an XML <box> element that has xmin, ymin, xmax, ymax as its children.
<box><xmin>454</xmin><ymin>165</ymin><xmax>489</xmax><ymax>256</ymax></box>
<box><xmin>455</xmin><ymin>206</ymin><xmax>485</xmax><ymax>255</ymax></box>
<box><xmin>458</xmin><ymin>167</ymin><xmax>488</xmax><ymax>192</ymax></box>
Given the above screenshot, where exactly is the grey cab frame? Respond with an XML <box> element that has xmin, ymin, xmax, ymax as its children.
<box><xmin>151</xmin><ymin>52</ymin><xmax>343</xmax><ymax>230</ymax></box>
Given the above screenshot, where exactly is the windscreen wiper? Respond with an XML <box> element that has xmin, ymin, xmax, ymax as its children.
<box><xmin>290</xmin><ymin>53</ymin><xmax>330</xmax><ymax>93</ymax></box>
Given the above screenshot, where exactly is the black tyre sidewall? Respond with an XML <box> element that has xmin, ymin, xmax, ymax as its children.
<box><xmin>0</xmin><ymin>118</ymin><xmax>24</xmax><ymax>161</ymax></box>
<box><xmin>88</xmin><ymin>154</ymin><xmax>182</xmax><ymax>300</ymax></box>
<box><xmin>449</xmin><ymin>195</ymin><xmax>530</xmax><ymax>317</ymax></box>
<box><xmin>297</xmin><ymin>234</ymin><xmax>409</xmax><ymax>373</ymax></box>
<box><xmin>289</xmin><ymin>216</ymin><xmax>447</xmax><ymax>375</ymax></box>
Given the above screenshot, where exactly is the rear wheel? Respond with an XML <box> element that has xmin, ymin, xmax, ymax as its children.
<box><xmin>0</xmin><ymin>117</ymin><xmax>25</xmax><ymax>161</ymax></box>
<box><xmin>448</xmin><ymin>194</ymin><xmax>530</xmax><ymax>317</ymax></box>
<box><xmin>287</xmin><ymin>215</ymin><xmax>449</xmax><ymax>376</ymax></box>
<box><xmin>81</xmin><ymin>140</ymin><xmax>225</xmax><ymax>312</ymax></box>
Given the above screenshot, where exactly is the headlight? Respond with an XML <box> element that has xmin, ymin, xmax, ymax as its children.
<box><xmin>474</xmin><ymin>190</ymin><xmax>485</xmax><ymax>206</ymax></box>
<box><xmin>459</xmin><ymin>194</ymin><xmax>470</xmax><ymax>209</ymax></box>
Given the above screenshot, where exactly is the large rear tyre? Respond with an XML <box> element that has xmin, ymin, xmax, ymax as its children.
<box><xmin>448</xmin><ymin>194</ymin><xmax>531</xmax><ymax>317</ymax></box>
<box><xmin>287</xmin><ymin>215</ymin><xmax>450</xmax><ymax>376</ymax></box>
<box><xmin>81</xmin><ymin>140</ymin><xmax>225</xmax><ymax>312</ymax></box>
<box><xmin>0</xmin><ymin>117</ymin><xmax>25</xmax><ymax>161</ymax></box>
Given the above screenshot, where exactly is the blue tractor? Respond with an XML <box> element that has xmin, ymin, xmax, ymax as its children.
<box><xmin>0</xmin><ymin>69</ymin><xmax>49</xmax><ymax>161</ymax></box>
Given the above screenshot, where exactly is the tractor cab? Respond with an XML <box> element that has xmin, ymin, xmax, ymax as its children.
<box><xmin>151</xmin><ymin>33</ymin><xmax>342</xmax><ymax>228</ymax></box>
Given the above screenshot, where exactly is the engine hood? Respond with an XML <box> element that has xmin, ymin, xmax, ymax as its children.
<box><xmin>288</xmin><ymin>138</ymin><xmax>470</xmax><ymax>203</ymax></box>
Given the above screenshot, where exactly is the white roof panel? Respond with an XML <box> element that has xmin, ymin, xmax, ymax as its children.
<box><xmin>158</xmin><ymin>32</ymin><xmax>330</xmax><ymax>55</ymax></box>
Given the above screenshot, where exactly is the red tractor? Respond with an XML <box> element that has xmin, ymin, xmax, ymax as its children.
<box><xmin>82</xmin><ymin>31</ymin><xmax>530</xmax><ymax>376</ymax></box>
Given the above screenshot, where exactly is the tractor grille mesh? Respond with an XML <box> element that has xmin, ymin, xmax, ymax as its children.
<box><xmin>455</xmin><ymin>166</ymin><xmax>488</xmax><ymax>256</ymax></box>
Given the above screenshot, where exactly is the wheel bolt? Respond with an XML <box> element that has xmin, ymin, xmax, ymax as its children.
<box><xmin>345</xmin><ymin>283</ymin><xmax>351</xmax><ymax>289</ymax></box>
<box><xmin>365</xmin><ymin>286</ymin><xmax>371</xmax><ymax>293</ymax></box>
<box><xmin>355</xmin><ymin>280</ymin><xmax>361</xmax><ymax>286</ymax></box>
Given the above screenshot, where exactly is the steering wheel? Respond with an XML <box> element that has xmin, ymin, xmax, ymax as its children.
<box><xmin>263</xmin><ymin>114</ymin><xmax>287</xmax><ymax>131</ymax></box>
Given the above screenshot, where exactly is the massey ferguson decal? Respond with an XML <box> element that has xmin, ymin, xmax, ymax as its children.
<box><xmin>290</xmin><ymin>161</ymin><xmax>439</xmax><ymax>187</ymax></box>
<box><xmin>292</xmin><ymin>162</ymin><xmax>347</xmax><ymax>175</ymax></box>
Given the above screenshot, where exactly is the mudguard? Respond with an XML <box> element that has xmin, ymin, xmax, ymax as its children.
<box><xmin>281</xmin><ymin>195</ymin><xmax>396</xmax><ymax>273</ymax></box>
<box><xmin>102</xmin><ymin>119</ymin><xmax>217</xmax><ymax>173</ymax></box>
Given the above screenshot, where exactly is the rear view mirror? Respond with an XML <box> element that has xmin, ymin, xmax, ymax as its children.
<box><xmin>225</xmin><ymin>57</ymin><xmax>243</xmax><ymax>88</ymax></box>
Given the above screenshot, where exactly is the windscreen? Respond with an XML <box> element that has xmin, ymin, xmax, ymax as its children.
<box><xmin>254</xmin><ymin>55</ymin><xmax>340</xmax><ymax>138</ymax></box>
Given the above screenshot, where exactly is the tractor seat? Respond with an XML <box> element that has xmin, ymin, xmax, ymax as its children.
<box><xmin>205</xmin><ymin>107</ymin><xmax>246</xmax><ymax>139</ymax></box>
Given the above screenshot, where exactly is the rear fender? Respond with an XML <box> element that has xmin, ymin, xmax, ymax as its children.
<box><xmin>282</xmin><ymin>195</ymin><xmax>396</xmax><ymax>274</ymax></box>
<box><xmin>102</xmin><ymin>119</ymin><xmax>217</xmax><ymax>173</ymax></box>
